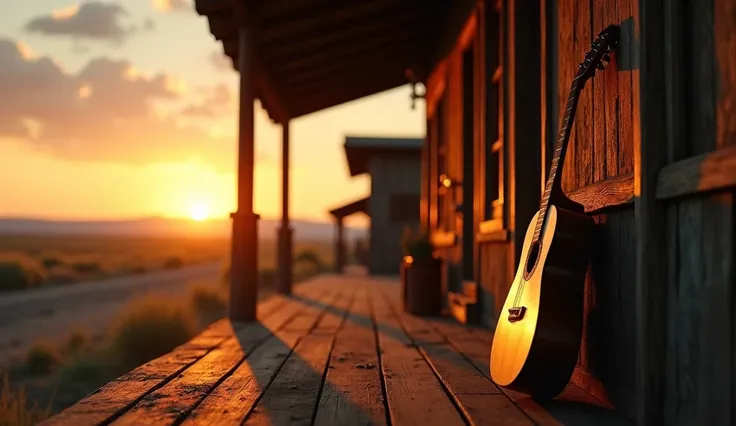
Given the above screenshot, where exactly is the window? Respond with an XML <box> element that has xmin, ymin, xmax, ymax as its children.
<box><xmin>389</xmin><ymin>194</ymin><xmax>420</xmax><ymax>223</ymax></box>
<box><xmin>482</xmin><ymin>0</ymin><xmax>504</xmax><ymax>231</ymax></box>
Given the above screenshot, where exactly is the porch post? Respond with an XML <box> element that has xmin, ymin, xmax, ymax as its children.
<box><xmin>276</xmin><ymin>121</ymin><xmax>293</xmax><ymax>294</ymax></box>
<box><xmin>334</xmin><ymin>217</ymin><xmax>345</xmax><ymax>273</ymax></box>
<box><xmin>229</xmin><ymin>27</ymin><xmax>259</xmax><ymax>322</ymax></box>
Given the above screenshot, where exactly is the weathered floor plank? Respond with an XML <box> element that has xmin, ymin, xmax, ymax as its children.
<box><xmin>244</xmin><ymin>287</ymin><xmax>355</xmax><ymax>426</ymax></box>
<box><xmin>180</xmin><ymin>288</ymin><xmax>342</xmax><ymax>426</ymax></box>
<box><xmin>314</xmin><ymin>288</ymin><xmax>388</xmax><ymax>426</ymax></box>
<box><xmin>381</xmin><ymin>288</ymin><xmax>532</xmax><ymax>426</ymax></box>
<box><xmin>370</xmin><ymin>285</ymin><xmax>466</xmax><ymax>426</ymax></box>
<box><xmin>44</xmin><ymin>275</ymin><xmax>636</xmax><ymax>426</ymax></box>
<box><xmin>423</xmin><ymin>297</ymin><xmax>631</xmax><ymax>426</ymax></box>
<box><xmin>39</xmin><ymin>296</ymin><xmax>287</xmax><ymax>426</ymax></box>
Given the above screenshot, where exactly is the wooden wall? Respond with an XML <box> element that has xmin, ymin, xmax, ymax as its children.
<box><xmin>423</xmin><ymin>0</ymin><xmax>736</xmax><ymax>423</ymax></box>
<box><xmin>368</xmin><ymin>156</ymin><xmax>422</xmax><ymax>275</ymax></box>
<box><xmin>551</xmin><ymin>0</ymin><xmax>639</xmax><ymax>418</ymax></box>
<box><xmin>651</xmin><ymin>0</ymin><xmax>736</xmax><ymax>424</ymax></box>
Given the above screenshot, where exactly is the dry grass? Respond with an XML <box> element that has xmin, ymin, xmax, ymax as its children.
<box><xmin>111</xmin><ymin>294</ymin><xmax>198</xmax><ymax>367</ymax></box>
<box><xmin>0</xmin><ymin>234</ymin><xmax>334</xmax><ymax>293</ymax></box>
<box><xmin>0</xmin><ymin>375</ymin><xmax>52</xmax><ymax>426</ymax></box>
<box><xmin>2</xmin><ymin>239</ymin><xmax>334</xmax><ymax>420</ymax></box>
<box><xmin>0</xmin><ymin>234</ymin><xmax>230</xmax><ymax>292</ymax></box>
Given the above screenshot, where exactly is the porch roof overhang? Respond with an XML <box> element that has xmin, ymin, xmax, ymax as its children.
<box><xmin>329</xmin><ymin>196</ymin><xmax>370</xmax><ymax>219</ymax></box>
<box><xmin>194</xmin><ymin>0</ymin><xmax>453</xmax><ymax>124</ymax></box>
<box><xmin>344</xmin><ymin>136</ymin><xmax>423</xmax><ymax>176</ymax></box>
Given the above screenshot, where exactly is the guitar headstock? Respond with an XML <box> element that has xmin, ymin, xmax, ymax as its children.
<box><xmin>577</xmin><ymin>24</ymin><xmax>620</xmax><ymax>81</ymax></box>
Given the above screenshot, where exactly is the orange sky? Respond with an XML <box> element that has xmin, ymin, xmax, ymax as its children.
<box><xmin>0</xmin><ymin>1</ymin><xmax>425</xmax><ymax>227</ymax></box>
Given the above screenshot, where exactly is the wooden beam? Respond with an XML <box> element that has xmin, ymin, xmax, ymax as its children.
<box><xmin>274</xmin><ymin>30</ymin><xmax>434</xmax><ymax>76</ymax></box>
<box><xmin>194</xmin><ymin>0</ymin><xmax>230</xmax><ymax>15</ymax></box>
<box><xmin>507</xmin><ymin>0</ymin><xmax>542</xmax><ymax>265</ymax></box>
<box><xmin>207</xmin><ymin>12</ymin><xmax>239</xmax><ymax>40</ymax></box>
<box><xmin>635</xmin><ymin>0</ymin><xmax>668</xmax><ymax>423</ymax></box>
<box><xmin>276</xmin><ymin>48</ymin><xmax>416</xmax><ymax>90</ymax></box>
<box><xmin>656</xmin><ymin>145</ymin><xmax>736</xmax><ymax>199</ymax></box>
<box><xmin>258</xmin><ymin>0</ymin><xmax>413</xmax><ymax>43</ymax></box>
<box><xmin>218</xmin><ymin>0</ymin><xmax>290</xmax><ymax>123</ymax></box>
<box><xmin>289</xmin><ymin>73</ymin><xmax>407</xmax><ymax>119</ymax></box>
<box><xmin>229</xmin><ymin>27</ymin><xmax>259</xmax><ymax>322</ymax></box>
<box><xmin>425</xmin><ymin>58</ymin><xmax>449</xmax><ymax>117</ymax></box>
<box><xmin>254</xmin><ymin>0</ymin><xmax>335</xmax><ymax>20</ymax></box>
<box><xmin>264</xmin><ymin>11</ymin><xmax>435</xmax><ymax>60</ymax></box>
<box><xmin>334</xmin><ymin>218</ymin><xmax>345</xmax><ymax>273</ymax></box>
<box><xmin>568</xmin><ymin>173</ymin><xmax>635</xmax><ymax>213</ymax></box>
<box><xmin>276</xmin><ymin>121</ymin><xmax>292</xmax><ymax>295</ymax></box>
<box><xmin>232</xmin><ymin>53</ymin><xmax>290</xmax><ymax>123</ymax></box>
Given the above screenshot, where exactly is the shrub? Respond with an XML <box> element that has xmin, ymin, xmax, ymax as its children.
<box><xmin>25</xmin><ymin>341</ymin><xmax>60</xmax><ymax>375</ymax></box>
<box><xmin>71</xmin><ymin>261</ymin><xmax>103</xmax><ymax>275</ymax></box>
<box><xmin>399</xmin><ymin>227</ymin><xmax>434</xmax><ymax>261</ymax></box>
<box><xmin>189</xmin><ymin>283</ymin><xmax>227</xmax><ymax>326</ymax></box>
<box><xmin>40</xmin><ymin>257</ymin><xmax>64</xmax><ymax>270</ymax></box>
<box><xmin>59</xmin><ymin>355</ymin><xmax>110</xmax><ymax>383</ymax></box>
<box><xmin>294</xmin><ymin>250</ymin><xmax>325</xmax><ymax>272</ymax></box>
<box><xmin>0</xmin><ymin>260</ymin><xmax>44</xmax><ymax>292</ymax></box>
<box><xmin>0</xmin><ymin>374</ymin><xmax>51</xmax><ymax>426</ymax></box>
<box><xmin>164</xmin><ymin>256</ymin><xmax>184</xmax><ymax>269</ymax></box>
<box><xmin>65</xmin><ymin>329</ymin><xmax>89</xmax><ymax>356</ymax></box>
<box><xmin>111</xmin><ymin>294</ymin><xmax>197</xmax><ymax>367</ymax></box>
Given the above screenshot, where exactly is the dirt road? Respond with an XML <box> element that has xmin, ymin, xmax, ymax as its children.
<box><xmin>0</xmin><ymin>262</ymin><xmax>222</xmax><ymax>367</ymax></box>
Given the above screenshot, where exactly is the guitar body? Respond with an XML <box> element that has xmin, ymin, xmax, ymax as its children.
<box><xmin>490</xmin><ymin>204</ymin><xmax>595</xmax><ymax>399</ymax></box>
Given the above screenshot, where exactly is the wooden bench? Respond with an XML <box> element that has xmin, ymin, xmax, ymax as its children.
<box><xmin>42</xmin><ymin>274</ymin><xmax>631</xmax><ymax>425</ymax></box>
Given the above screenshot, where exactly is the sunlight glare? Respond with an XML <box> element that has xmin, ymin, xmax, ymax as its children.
<box><xmin>189</xmin><ymin>203</ymin><xmax>209</xmax><ymax>221</ymax></box>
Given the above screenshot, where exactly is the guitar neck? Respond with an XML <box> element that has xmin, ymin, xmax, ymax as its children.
<box><xmin>532</xmin><ymin>75</ymin><xmax>584</xmax><ymax>243</ymax></box>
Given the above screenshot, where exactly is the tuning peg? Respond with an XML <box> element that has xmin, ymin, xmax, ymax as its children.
<box><xmin>596</xmin><ymin>63</ymin><xmax>606</xmax><ymax>70</ymax></box>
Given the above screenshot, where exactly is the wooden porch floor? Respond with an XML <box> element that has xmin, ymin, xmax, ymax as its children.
<box><xmin>42</xmin><ymin>274</ymin><xmax>631</xmax><ymax>426</ymax></box>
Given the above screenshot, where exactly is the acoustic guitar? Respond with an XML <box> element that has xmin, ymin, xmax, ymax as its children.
<box><xmin>489</xmin><ymin>24</ymin><xmax>620</xmax><ymax>399</ymax></box>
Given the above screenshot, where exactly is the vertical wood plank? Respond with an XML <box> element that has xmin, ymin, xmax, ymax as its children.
<box><xmin>714</xmin><ymin>0</ymin><xmax>736</xmax><ymax>149</ymax></box>
<box><xmin>617</xmin><ymin>0</ymin><xmax>635</xmax><ymax>174</ymax></box>
<box><xmin>635</xmin><ymin>0</ymin><xmax>668</xmax><ymax>424</ymax></box>
<box><xmin>603</xmin><ymin>1</ymin><xmax>620</xmax><ymax>179</ymax></box>
<box><xmin>574</xmin><ymin>0</ymin><xmax>593</xmax><ymax>188</ymax></box>
<box><xmin>697</xmin><ymin>194</ymin><xmax>734</xmax><ymax>425</ymax></box>
<box><xmin>558</xmin><ymin>0</ymin><xmax>576</xmax><ymax>192</ymax></box>
<box><xmin>683</xmin><ymin>0</ymin><xmax>716</xmax><ymax>156</ymax></box>
<box><xmin>592</xmin><ymin>2</ymin><xmax>608</xmax><ymax>182</ymax></box>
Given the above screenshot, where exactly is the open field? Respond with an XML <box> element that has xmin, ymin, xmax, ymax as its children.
<box><xmin>0</xmin><ymin>234</ymin><xmax>334</xmax><ymax>292</ymax></box>
<box><xmin>0</xmin><ymin>234</ymin><xmax>336</xmax><ymax>424</ymax></box>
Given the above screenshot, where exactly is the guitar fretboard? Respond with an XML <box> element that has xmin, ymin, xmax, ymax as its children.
<box><xmin>532</xmin><ymin>75</ymin><xmax>583</xmax><ymax>243</ymax></box>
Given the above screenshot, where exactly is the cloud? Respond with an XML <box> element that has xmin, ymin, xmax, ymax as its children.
<box><xmin>0</xmin><ymin>38</ymin><xmax>235</xmax><ymax>169</ymax></box>
<box><xmin>152</xmin><ymin>0</ymin><xmax>191</xmax><ymax>13</ymax></box>
<box><xmin>179</xmin><ymin>84</ymin><xmax>232</xmax><ymax>117</ymax></box>
<box><xmin>24</xmin><ymin>2</ymin><xmax>150</xmax><ymax>44</ymax></box>
<box><xmin>209</xmin><ymin>51</ymin><xmax>232</xmax><ymax>73</ymax></box>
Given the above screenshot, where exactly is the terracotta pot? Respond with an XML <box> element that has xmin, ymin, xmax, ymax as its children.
<box><xmin>404</xmin><ymin>257</ymin><xmax>443</xmax><ymax>316</ymax></box>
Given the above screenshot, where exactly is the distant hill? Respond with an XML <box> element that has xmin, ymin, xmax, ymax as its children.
<box><xmin>0</xmin><ymin>217</ymin><xmax>368</xmax><ymax>242</ymax></box>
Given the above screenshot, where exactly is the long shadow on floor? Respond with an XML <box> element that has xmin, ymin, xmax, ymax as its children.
<box><xmin>291</xmin><ymin>287</ymin><xmax>632</xmax><ymax>426</ymax></box>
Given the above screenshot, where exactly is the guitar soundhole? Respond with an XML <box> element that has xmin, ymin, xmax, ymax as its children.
<box><xmin>525</xmin><ymin>241</ymin><xmax>541</xmax><ymax>276</ymax></box>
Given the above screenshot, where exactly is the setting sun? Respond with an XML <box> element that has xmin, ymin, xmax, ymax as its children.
<box><xmin>189</xmin><ymin>203</ymin><xmax>209</xmax><ymax>221</ymax></box>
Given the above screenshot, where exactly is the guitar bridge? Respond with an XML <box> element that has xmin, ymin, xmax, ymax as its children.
<box><xmin>507</xmin><ymin>306</ymin><xmax>526</xmax><ymax>323</ymax></box>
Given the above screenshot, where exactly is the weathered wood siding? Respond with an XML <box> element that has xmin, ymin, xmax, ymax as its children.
<box><xmin>368</xmin><ymin>156</ymin><xmax>422</xmax><ymax>275</ymax></box>
<box><xmin>550</xmin><ymin>0</ymin><xmax>639</xmax><ymax>417</ymax></box>
<box><xmin>422</xmin><ymin>0</ymin><xmax>735</xmax><ymax>423</ymax></box>
<box><xmin>656</xmin><ymin>0</ymin><xmax>735</xmax><ymax>424</ymax></box>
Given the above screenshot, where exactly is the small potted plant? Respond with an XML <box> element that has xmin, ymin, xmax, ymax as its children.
<box><xmin>399</xmin><ymin>227</ymin><xmax>442</xmax><ymax>316</ymax></box>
